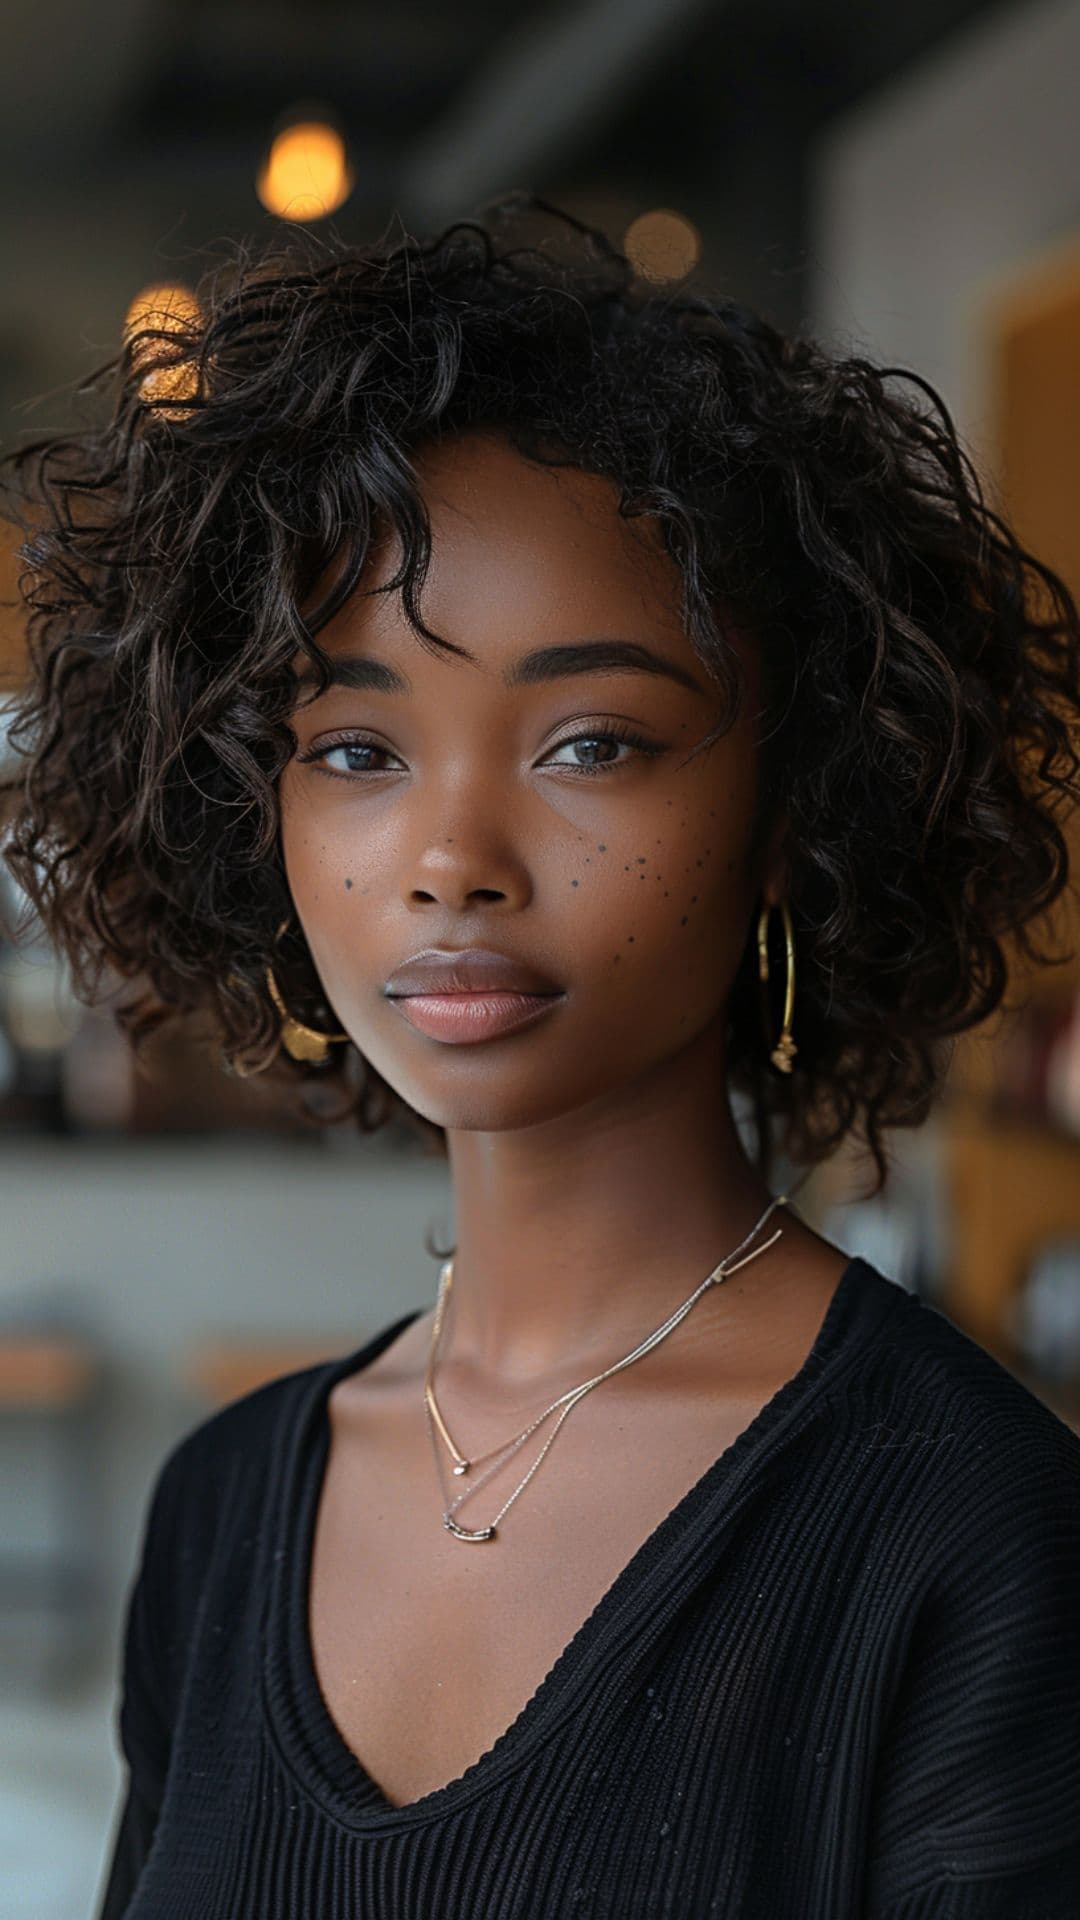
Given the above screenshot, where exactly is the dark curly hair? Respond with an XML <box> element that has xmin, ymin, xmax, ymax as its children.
<box><xmin>2</xmin><ymin>189</ymin><xmax>1078</xmax><ymax>1196</ymax></box>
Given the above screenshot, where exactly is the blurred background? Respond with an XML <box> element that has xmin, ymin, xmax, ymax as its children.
<box><xmin>1</xmin><ymin>1</ymin><xmax>1080</xmax><ymax>1913</ymax></box>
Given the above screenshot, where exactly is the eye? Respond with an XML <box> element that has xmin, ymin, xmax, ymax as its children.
<box><xmin>299</xmin><ymin>737</ymin><xmax>401</xmax><ymax>778</ymax></box>
<box><xmin>541</xmin><ymin>725</ymin><xmax>663</xmax><ymax>777</ymax></box>
<box><xmin>295</xmin><ymin>721</ymin><xmax>663</xmax><ymax>782</ymax></box>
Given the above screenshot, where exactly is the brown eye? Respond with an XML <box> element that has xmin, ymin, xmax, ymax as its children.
<box><xmin>298</xmin><ymin>736</ymin><xmax>400</xmax><ymax>778</ymax></box>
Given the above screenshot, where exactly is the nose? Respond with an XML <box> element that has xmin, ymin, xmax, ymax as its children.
<box><xmin>402</xmin><ymin>835</ymin><xmax>532</xmax><ymax>915</ymax></box>
<box><xmin>411</xmin><ymin>876</ymin><xmax>507</xmax><ymax>907</ymax></box>
<box><xmin>393</xmin><ymin>752</ymin><xmax>540</xmax><ymax>913</ymax></box>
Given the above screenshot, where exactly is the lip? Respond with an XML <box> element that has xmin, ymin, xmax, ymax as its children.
<box><xmin>383</xmin><ymin>945</ymin><xmax>563</xmax><ymax>996</ymax></box>
<box><xmin>388</xmin><ymin>989</ymin><xmax>565</xmax><ymax>1044</ymax></box>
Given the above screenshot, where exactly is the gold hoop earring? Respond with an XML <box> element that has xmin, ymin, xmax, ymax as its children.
<box><xmin>265</xmin><ymin>919</ymin><xmax>349</xmax><ymax>1064</ymax></box>
<box><xmin>756</xmin><ymin>897</ymin><xmax>798</xmax><ymax>1073</ymax></box>
<box><xmin>264</xmin><ymin>966</ymin><xmax>350</xmax><ymax>1064</ymax></box>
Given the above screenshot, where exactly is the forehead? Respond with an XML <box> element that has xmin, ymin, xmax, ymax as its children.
<box><xmin>307</xmin><ymin>430</ymin><xmax>692</xmax><ymax>661</ymax></box>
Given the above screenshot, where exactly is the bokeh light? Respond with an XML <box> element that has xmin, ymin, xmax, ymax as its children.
<box><xmin>623</xmin><ymin>208</ymin><xmax>702</xmax><ymax>284</ymax></box>
<box><xmin>123</xmin><ymin>282</ymin><xmax>201</xmax><ymax>418</ymax></box>
<box><xmin>256</xmin><ymin>119</ymin><xmax>354</xmax><ymax>221</ymax></box>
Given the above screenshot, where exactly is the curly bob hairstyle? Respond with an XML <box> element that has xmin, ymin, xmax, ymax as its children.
<box><xmin>2</xmin><ymin>190</ymin><xmax>1079</xmax><ymax>1195</ymax></box>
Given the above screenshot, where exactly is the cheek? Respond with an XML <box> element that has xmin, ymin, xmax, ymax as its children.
<box><xmin>279</xmin><ymin>774</ymin><xmax>371</xmax><ymax>897</ymax></box>
<box><xmin>277</xmin><ymin>788</ymin><xmax>356</xmax><ymax>963</ymax></box>
<box><xmin>569</xmin><ymin>807</ymin><xmax>748</xmax><ymax>987</ymax></box>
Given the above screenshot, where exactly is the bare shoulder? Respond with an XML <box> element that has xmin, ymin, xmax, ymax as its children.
<box><xmin>327</xmin><ymin>1310</ymin><xmax>433</xmax><ymax>1426</ymax></box>
<box><xmin>769</xmin><ymin>1209</ymin><xmax>853</xmax><ymax>1285</ymax></box>
<box><xmin>723</xmin><ymin>1214</ymin><xmax>853</xmax><ymax>1336</ymax></box>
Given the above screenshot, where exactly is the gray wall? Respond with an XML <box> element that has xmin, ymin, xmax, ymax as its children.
<box><xmin>810</xmin><ymin>0</ymin><xmax>1080</xmax><ymax>462</ymax></box>
<box><xmin>1</xmin><ymin>1135</ymin><xmax>454</xmax><ymax>1632</ymax></box>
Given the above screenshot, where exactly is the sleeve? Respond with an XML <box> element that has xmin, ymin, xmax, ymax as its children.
<box><xmin>94</xmin><ymin>1447</ymin><xmax>182</xmax><ymax>1920</ymax></box>
<box><xmin>864</xmin><ymin>1443</ymin><xmax>1080</xmax><ymax>1918</ymax></box>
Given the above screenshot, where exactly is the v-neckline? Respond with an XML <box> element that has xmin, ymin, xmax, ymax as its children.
<box><xmin>261</xmin><ymin>1254</ymin><xmax>903</xmax><ymax>1834</ymax></box>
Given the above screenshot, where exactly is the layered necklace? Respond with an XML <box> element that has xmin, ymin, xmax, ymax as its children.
<box><xmin>423</xmin><ymin>1181</ymin><xmax>806</xmax><ymax>1542</ymax></box>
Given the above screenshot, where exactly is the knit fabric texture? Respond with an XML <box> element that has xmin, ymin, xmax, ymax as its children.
<box><xmin>96</xmin><ymin>1256</ymin><xmax>1080</xmax><ymax>1918</ymax></box>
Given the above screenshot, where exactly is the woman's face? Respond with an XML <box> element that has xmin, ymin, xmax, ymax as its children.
<box><xmin>278</xmin><ymin>430</ymin><xmax>778</xmax><ymax>1134</ymax></box>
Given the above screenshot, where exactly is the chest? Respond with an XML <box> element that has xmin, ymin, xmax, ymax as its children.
<box><xmin>306</xmin><ymin>1368</ymin><xmax>773</xmax><ymax>1811</ymax></box>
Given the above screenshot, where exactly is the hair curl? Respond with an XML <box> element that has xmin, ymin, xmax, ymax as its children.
<box><xmin>2</xmin><ymin>189</ymin><xmax>1078</xmax><ymax>1195</ymax></box>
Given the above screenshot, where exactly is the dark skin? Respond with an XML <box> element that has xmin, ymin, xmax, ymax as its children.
<box><xmin>277</xmin><ymin>429</ymin><xmax>851</xmax><ymax>1809</ymax></box>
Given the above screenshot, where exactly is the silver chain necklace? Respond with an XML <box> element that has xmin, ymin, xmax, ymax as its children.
<box><xmin>423</xmin><ymin>1183</ymin><xmax>803</xmax><ymax>1542</ymax></box>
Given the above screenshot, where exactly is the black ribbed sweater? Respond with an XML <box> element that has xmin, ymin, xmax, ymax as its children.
<box><xmin>97</xmin><ymin>1256</ymin><xmax>1080</xmax><ymax>1919</ymax></box>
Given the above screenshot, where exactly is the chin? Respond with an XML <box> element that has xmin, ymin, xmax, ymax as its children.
<box><xmin>399</xmin><ymin>1090</ymin><xmax>578</xmax><ymax>1135</ymax></box>
<box><xmin>384</xmin><ymin>1065</ymin><xmax>606</xmax><ymax>1137</ymax></box>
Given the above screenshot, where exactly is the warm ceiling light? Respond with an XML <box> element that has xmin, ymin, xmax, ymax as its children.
<box><xmin>256</xmin><ymin>119</ymin><xmax>354</xmax><ymax>222</ymax></box>
<box><xmin>623</xmin><ymin>209</ymin><xmax>702</xmax><ymax>285</ymax></box>
<box><xmin>123</xmin><ymin>282</ymin><xmax>201</xmax><ymax>418</ymax></box>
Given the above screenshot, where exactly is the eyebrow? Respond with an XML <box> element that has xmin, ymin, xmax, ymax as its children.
<box><xmin>292</xmin><ymin>637</ymin><xmax>708</xmax><ymax>698</ymax></box>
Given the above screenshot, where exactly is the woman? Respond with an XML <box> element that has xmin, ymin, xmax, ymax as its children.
<box><xmin>3</xmin><ymin>192</ymin><xmax>1079</xmax><ymax>1918</ymax></box>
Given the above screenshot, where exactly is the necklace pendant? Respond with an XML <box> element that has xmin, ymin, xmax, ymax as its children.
<box><xmin>452</xmin><ymin>1460</ymin><xmax>470</xmax><ymax>1475</ymax></box>
<box><xmin>443</xmin><ymin>1514</ymin><xmax>497</xmax><ymax>1542</ymax></box>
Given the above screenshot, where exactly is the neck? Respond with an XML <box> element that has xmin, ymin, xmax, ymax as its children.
<box><xmin>437</xmin><ymin>1019</ymin><xmax>799</xmax><ymax>1392</ymax></box>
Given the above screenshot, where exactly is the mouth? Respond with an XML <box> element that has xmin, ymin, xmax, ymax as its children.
<box><xmin>387</xmin><ymin>988</ymin><xmax>566</xmax><ymax>1044</ymax></box>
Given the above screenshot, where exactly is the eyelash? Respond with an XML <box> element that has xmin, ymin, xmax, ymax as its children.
<box><xmin>296</xmin><ymin>721</ymin><xmax>664</xmax><ymax>782</ymax></box>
